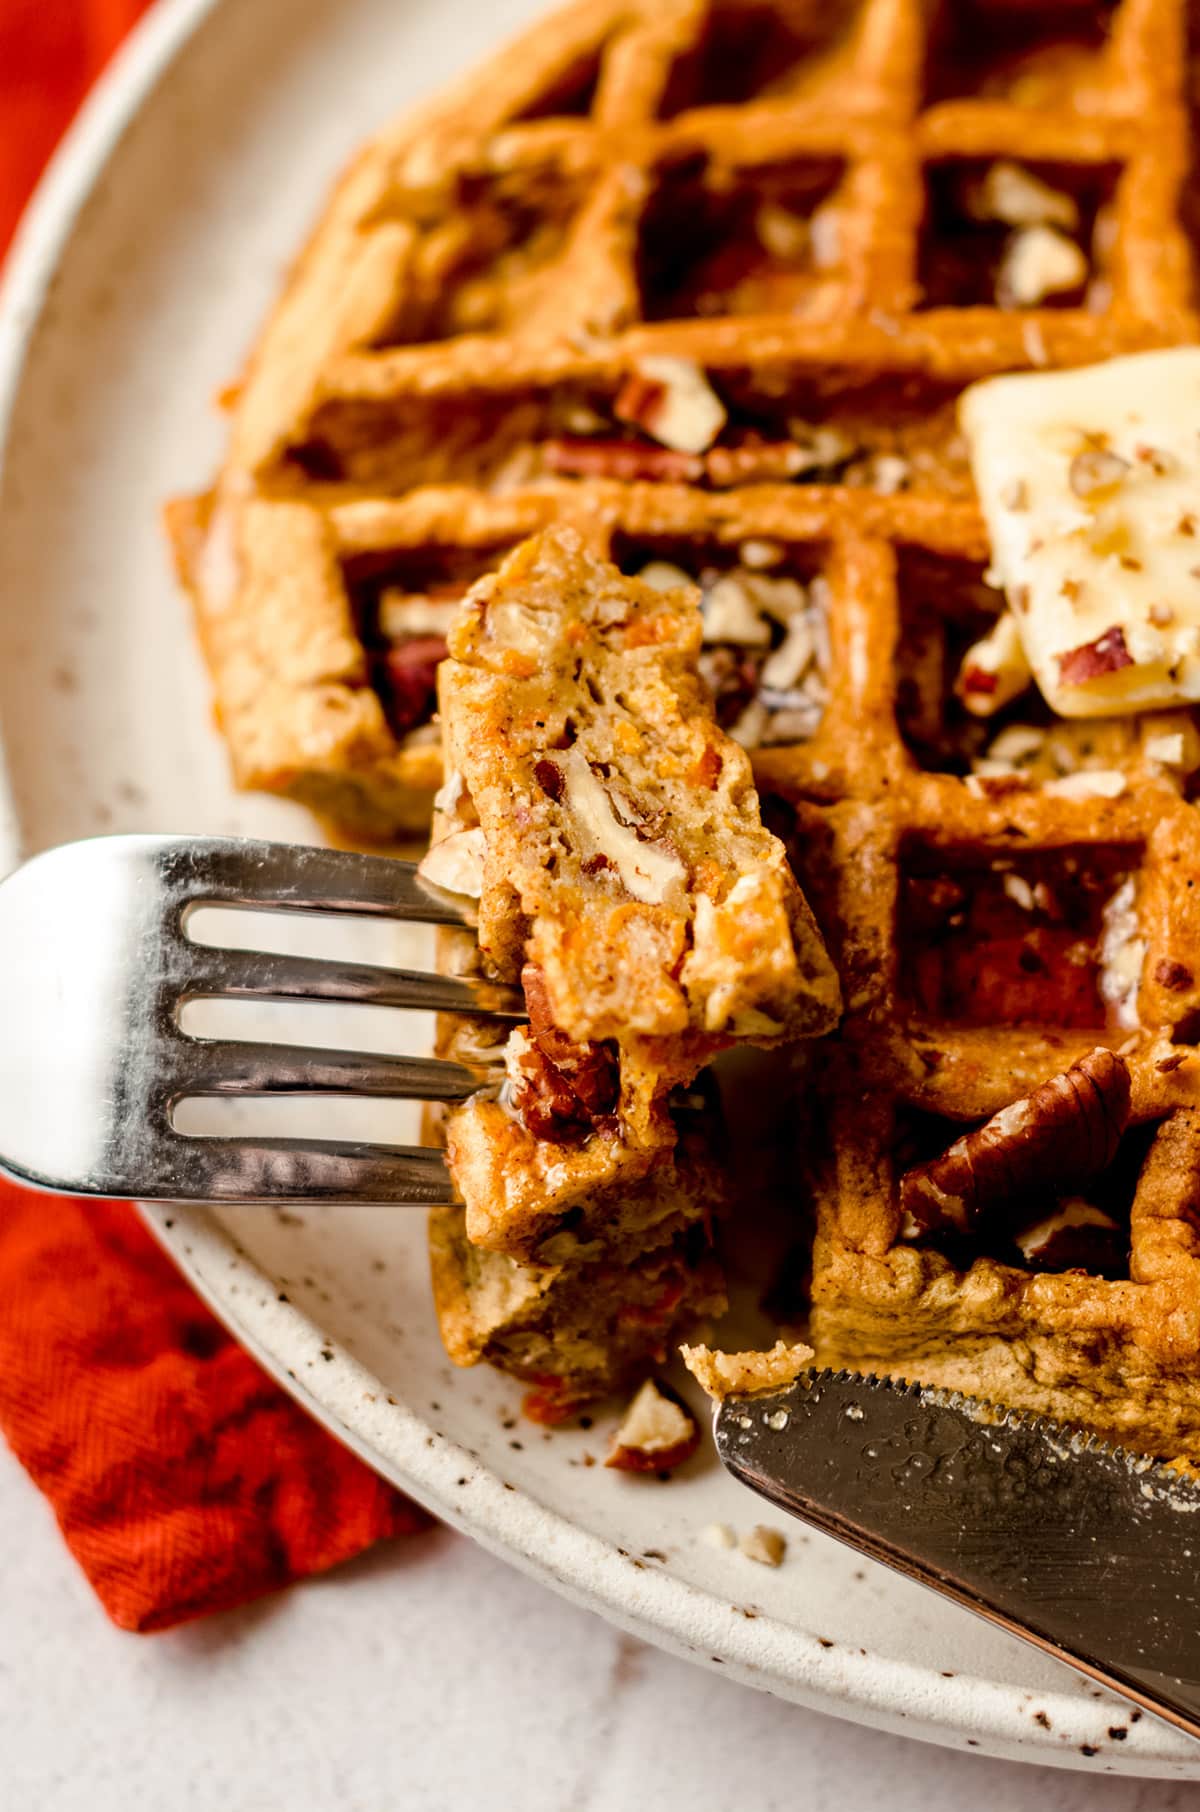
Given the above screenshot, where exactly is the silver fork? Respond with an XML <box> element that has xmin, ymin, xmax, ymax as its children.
<box><xmin>0</xmin><ymin>834</ymin><xmax>524</xmax><ymax>1205</ymax></box>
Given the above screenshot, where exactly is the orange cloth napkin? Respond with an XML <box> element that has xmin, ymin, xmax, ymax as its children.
<box><xmin>0</xmin><ymin>0</ymin><xmax>427</xmax><ymax>1631</ymax></box>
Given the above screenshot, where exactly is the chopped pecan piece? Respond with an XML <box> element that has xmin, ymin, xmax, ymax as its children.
<box><xmin>1155</xmin><ymin>958</ymin><xmax>1194</xmax><ymax>992</ymax></box>
<box><xmin>417</xmin><ymin>825</ymin><xmax>486</xmax><ymax>898</ymax></box>
<box><xmin>1057</xmin><ymin>626</ymin><xmax>1133</xmax><ymax>688</ymax></box>
<box><xmin>542</xmin><ymin>437</ymin><xmax>704</xmax><ymax>484</ymax></box>
<box><xmin>740</xmin><ymin>1525</ymin><xmax>787</xmax><ymax>1567</ymax></box>
<box><xmin>522</xmin><ymin>963</ymin><xmax>619</xmax><ymax>1116</ymax></box>
<box><xmin>382</xmin><ymin>634</ymin><xmax>448</xmax><ymax>733</ymax></box>
<box><xmin>510</xmin><ymin>963</ymin><xmax>620</xmax><ymax>1142</ymax></box>
<box><xmin>614</xmin><ymin>357</ymin><xmax>726</xmax><ymax>455</ymax></box>
<box><xmin>899</xmin><ymin>1048</ymin><xmax>1131</xmax><ymax>1240</ymax></box>
<box><xmin>605</xmin><ymin>1378</ymin><xmax>700</xmax><ymax>1473</ymax></box>
<box><xmin>509</xmin><ymin>1036</ymin><xmax>594</xmax><ymax>1142</ymax></box>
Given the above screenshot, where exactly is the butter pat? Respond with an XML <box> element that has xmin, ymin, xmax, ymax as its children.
<box><xmin>960</xmin><ymin>350</ymin><xmax>1200</xmax><ymax>717</ymax></box>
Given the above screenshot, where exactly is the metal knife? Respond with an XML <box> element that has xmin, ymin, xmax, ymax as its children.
<box><xmin>714</xmin><ymin>1369</ymin><xmax>1200</xmax><ymax>1742</ymax></box>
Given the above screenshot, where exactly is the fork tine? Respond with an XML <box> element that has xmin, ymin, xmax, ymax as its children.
<box><xmin>165</xmin><ymin>1133</ymin><xmax>458</xmax><ymax>1205</ymax></box>
<box><xmin>173</xmin><ymin>1040</ymin><xmax>482</xmax><ymax>1102</ymax></box>
<box><xmin>178</xmin><ymin>945</ymin><xmax>525</xmax><ymax>1019</ymax></box>
<box><xmin>163</xmin><ymin>835</ymin><xmax>472</xmax><ymax>926</ymax></box>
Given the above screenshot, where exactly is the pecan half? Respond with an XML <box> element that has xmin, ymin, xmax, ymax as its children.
<box><xmin>899</xmin><ymin>1047</ymin><xmax>1131</xmax><ymax>1240</ymax></box>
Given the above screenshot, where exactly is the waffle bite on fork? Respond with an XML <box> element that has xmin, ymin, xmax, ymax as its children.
<box><xmin>420</xmin><ymin>528</ymin><xmax>840</xmax><ymax>1413</ymax></box>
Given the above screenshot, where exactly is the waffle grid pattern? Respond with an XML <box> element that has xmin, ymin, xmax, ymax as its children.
<box><xmin>178</xmin><ymin>0</ymin><xmax>1200</xmax><ymax>1446</ymax></box>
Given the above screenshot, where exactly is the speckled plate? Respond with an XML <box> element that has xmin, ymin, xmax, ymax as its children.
<box><xmin>1</xmin><ymin>0</ymin><xmax>1197</xmax><ymax>1776</ymax></box>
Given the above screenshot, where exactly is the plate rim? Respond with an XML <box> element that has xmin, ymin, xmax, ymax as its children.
<box><xmin>0</xmin><ymin>0</ymin><xmax>1195</xmax><ymax>1773</ymax></box>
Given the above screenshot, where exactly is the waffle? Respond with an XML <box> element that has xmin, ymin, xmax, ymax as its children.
<box><xmin>169</xmin><ymin>0</ymin><xmax>1200</xmax><ymax>1447</ymax></box>
<box><xmin>171</xmin><ymin>0</ymin><xmax>1198</xmax><ymax>836</ymax></box>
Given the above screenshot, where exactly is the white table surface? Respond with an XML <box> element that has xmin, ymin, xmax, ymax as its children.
<box><xmin>5</xmin><ymin>1446</ymin><xmax>1199</xmax><ymax>1811</ymax></box>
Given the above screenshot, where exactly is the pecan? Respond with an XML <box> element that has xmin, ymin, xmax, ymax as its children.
<box><xmin>703</xmin><ymin>439</ymin><xmax>814</xmax><ymax>487</ymax></box>
<box><xmin>381</xmin><ymin>634</ymin><xmax>447</xmax><ymax>732</ymax></box>
<box><xmin>972</xmin><ymin>161</ymin><xmax>1078</xmax><ymax>231</ymax></box>
<box><xmin>739</xmin><ymin>1526</ymin><xmax>787</xmax><ymax>1567</ymax></box>
<box><xmin>998</xmin><ymin>225</ymin><xmax>1087</xmax><ymax>308</ymax></box>
<box><xmin>613</xmin><ymin>373</ymin><xmax>667</xmax><ymax>430</ymax></box>
<box><xmin>560</xmin><ymin>748</ymin><xmax>685</xmax><ymax>904</ymax></box>
<box><xmin>542</xmin><ymin>437</ymin><xmax>704</xmax><ymax>484</ymax></box>
<box><xmin>954</xmin><ymin>611</ymin><xmax>1032</xmax><ymax>720</ymax></box>
<box><xmin>605</xmin><ymin>1378</ymin><xmax>700</xmax><ymax>1473</ymax></box>
<box><xmin>613</xmin><ymin>356</ymin><xmax>727</xmax><ymax>454</ymax></box>
<box><xmin>899</xmin><ymin>1047</ymin><xmax>1131</xmax><ymax>1240</ymax></box>
<box><xmin>509</xmin><ymin>1038</ymin><xmax>593</xmax><ymax>1142</ymax></box>
<box><xmin>1057</xmin><ymin>626</ymin><xmax>1133</xmax><ymax>687</ymax></box>
<box><xmin>521</xmin><ymin>962</ymin><xmax>619</xmax><ymax>1120</ymax></box>
<box><xmin>1155</xmin><ymin>958</ymin><xmax>1194</xmax><ymax>992</ymax></box>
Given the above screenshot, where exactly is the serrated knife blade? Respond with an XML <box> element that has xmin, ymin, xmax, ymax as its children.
<box><xmin>714</xmin><ymin>1369</ymin><xmax>1200</xmax><ymax>1742</ymax></box>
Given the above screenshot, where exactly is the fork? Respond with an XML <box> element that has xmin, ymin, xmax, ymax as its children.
<box><xmin>0</xmin><ymin>834</ymin><xmax>525</xmax><ymax>1205</ymax></box>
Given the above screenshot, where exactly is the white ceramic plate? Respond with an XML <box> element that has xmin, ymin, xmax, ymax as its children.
<box><xmin>1</xmin><ymin>0</ymin><xmax>1197</xmax><ymax>1776</ymax></box>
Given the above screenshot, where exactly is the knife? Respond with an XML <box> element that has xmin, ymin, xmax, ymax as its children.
<box><xmin>714</xmin><ymin>1369</ymin><xmax>1200</xmax><ymax>1742</ymax></box>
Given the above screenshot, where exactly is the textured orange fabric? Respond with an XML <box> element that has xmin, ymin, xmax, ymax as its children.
<box><xmin>0</xmin><ymin>2</ymin><xmax>427</xmax><ymax>1630</ymax></box>
<box><xmin>0</xmin><ymin>1191</ymin><xmax>426</xmax><ymax>1630</ymax></box>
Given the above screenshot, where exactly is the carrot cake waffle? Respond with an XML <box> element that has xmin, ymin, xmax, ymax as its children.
<box><xmin>422</xmin><ymin>527</ymin><xmax>839</xmax><ymax>1415</ymax></box>
<box><xmin>169</xmin><ymin>0</ymin><xmax>1200</xmax><ymax>1453</ymax></box>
